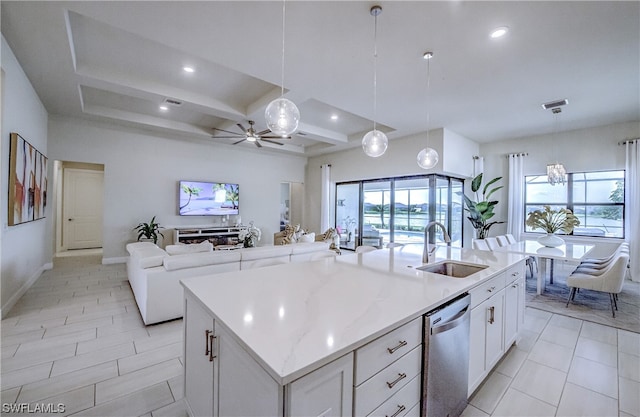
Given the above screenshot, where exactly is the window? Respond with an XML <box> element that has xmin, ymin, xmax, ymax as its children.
<box><xmin>336</xmin><ymin>174</ymin><xmax>464</xmax><ymax>249</ymax></box>
<box><xmin>524</xmin><ymin>170</ymin><xmax>624</xmax><ymax>238</ymax></box>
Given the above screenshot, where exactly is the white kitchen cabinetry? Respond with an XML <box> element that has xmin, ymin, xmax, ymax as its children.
<box><xmin>184</xmin><ymin>292</ymin><xmax>351</xmax><ymax>417</ymax></box>
<box><xmin>353</xmin><ymin>317</ymin><xmax>422</xmax><ymax>417</ymax></box>
<box><xmin>504</xmin><ymin>262</ymin><xmax>526</xmax><ymax>348</ymax></box>
<box><xmin>468</xmin><ymin>259</ymin><xmax>526</xmax><ymax>397</ymax></box>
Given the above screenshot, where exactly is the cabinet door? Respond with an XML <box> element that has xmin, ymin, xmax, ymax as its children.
<box><xmin>287</xmin><ymin>353</ymin><xmax>353</xmax><ymax>417</ymax></box>
<box><xmin>184</xmin><ymin>295</ymin><xmax>218</xmax><ymax>417</ymax></box>
<box><xmin>504</xmin><ymin>279</ymin><xmax>520</xmax><ymax>348</ymax></box>
<box><xmin>485</xmin><ymin>290</ymin><xmax>505</xmax><ymax>370</ymax></box>
<box><xmin>468</xmin><ymin>300</ymin><xmax>488</xmax><ymax>396</ymax></box>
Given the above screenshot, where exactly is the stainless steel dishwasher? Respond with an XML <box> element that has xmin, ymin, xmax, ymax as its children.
<box><xmin>422</xmin><ymin>293</ymin><xmax>471</xmax><ymax>417</ymax></box>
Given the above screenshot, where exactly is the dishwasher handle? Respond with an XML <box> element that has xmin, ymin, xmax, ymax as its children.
<box><xmin>430</xmin><ymin>305</ymin><xmax>470</xmax><ymax>336</ymax></box>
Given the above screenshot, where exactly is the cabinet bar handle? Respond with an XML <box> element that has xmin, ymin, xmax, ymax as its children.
<box><xmin>209</xmin><ymin>334</ymin><xmax>217</xmax><ymax>361</ymax></box>
<box><xmin>386</xmin><ymin>404</ymin><xmax>406</xmax><ymax>417</ymax></box>
<box><xmin>512</xmin><ymin>271</ymin><xmax>520</xmax><ymax>276</ymax></box>
<box><xmin>512</xmin><ymin>283</ymin><xmax>519</xmax><ymax>288</ymax></box>
<box><xmin>386</xmin><ymin>373</ymin><xmax>407</xmax><ymax>389</ymax></box>
<box><xmin>387</xmin><ymin>340</ymin><xmax>407</xmax><ymax>354</ymax></box>
<box><xmin>489</xmin><ymin>306</ymin><xmax>495</xmax><ymax>324</ymax></box>
<box><xmin>487</xmin><ymin>286</ymin><xmax>496</xmax><ymax>293</ymax></box>
<box><xmin>205</xmin><ymin>330</ymin><xmax>212</xmax><ymax>356</ymax></box>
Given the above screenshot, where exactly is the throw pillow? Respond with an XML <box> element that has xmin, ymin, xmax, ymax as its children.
<box><xmin>281</xmin><ymin>223</ymin><xmax>296</xmax><ymax>244</ymax></box>
<box><xmin>166</xmin><ymin>241</ymin><xmax>213</xmax><ymax>255</ymax></box>
<box><xmin>298</xmin><ymin>232</ymin><xmax>315</xmax><ymax>243</ymax></box>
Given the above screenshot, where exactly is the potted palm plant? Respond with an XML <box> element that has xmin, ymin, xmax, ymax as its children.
<box><xmin>526</xmin><ymin>205</ymin><xmax>580</xmax><ymax>247</ymax></box>
<box><xmin>133</xmin><ymin>216</ymin><xmax>165</xmax><ymax>244</ymax></box>
<box><xmin>463</xmin><ymin>173</ymin><xmax>504</xmax><ymax>239</ymax></box>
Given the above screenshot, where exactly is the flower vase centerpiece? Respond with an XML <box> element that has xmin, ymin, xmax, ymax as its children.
<box><xmin>526</xmin><ymin>205</ymin><xmax>580</xmax><ymax>247</ymax></box>
<box><xmin>239</xmin><ymin>221</ymin><xmax>261</xmax><ymax>248</ymax></box>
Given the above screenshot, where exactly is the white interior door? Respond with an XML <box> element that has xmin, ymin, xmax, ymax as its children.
<box><xmin>63</xmin><ymin>168</ymin><xmax>104</xmax><ymax>249</ymax></box>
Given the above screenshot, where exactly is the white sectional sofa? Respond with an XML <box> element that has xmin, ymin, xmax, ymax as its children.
<box><xmin>126</xmin><ymin>241</ymin><xmax>336</xmax><ymax>325</ymax></box>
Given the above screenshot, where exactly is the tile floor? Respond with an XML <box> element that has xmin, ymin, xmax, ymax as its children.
<box><xmin>1</xmin><ymin>253</ymin><xmax>639</xmax><ymax>417</ymax></box>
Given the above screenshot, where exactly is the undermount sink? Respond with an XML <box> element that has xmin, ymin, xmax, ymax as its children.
<box><xmin>416</xmin><ymin>260</ymin><xmax>488</xmax><ymax>278</ymax></box>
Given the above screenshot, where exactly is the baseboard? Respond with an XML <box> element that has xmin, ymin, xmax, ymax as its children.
<box><xmin>103</xmin><ymin>256</ymin><xmax>127</xmax><ymax>265</ymax></box>
<box><xmin>1</xmin><ymin>264</ymin><xmax>48</xmax><ymax>319</ymax></box>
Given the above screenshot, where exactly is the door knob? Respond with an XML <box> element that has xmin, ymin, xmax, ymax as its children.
<box><xmin>68</xmin><ymin>218</ymin><xmax>73</xmax><ymax>221</ymax></box>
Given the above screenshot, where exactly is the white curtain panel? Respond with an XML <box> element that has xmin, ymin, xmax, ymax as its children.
<box><xmin>507</xmin><ymin>153</ymin><xmax>526</xmax><ymax>241</ymax></box>
<box><xmin>625</xmin><ymin>141</ymin><xmax>639</xmax><ymax>282</ymax></box>
<box><xmin>320</xmin><ymin>164</ymin><xmax>331</xmax><ymax>232</ymax></box>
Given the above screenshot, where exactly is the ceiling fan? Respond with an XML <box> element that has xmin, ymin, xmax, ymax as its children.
<box><xmin>212</xmin><ymin>120</ymin><xmax>291</xmax><ymax>148</ymax></box>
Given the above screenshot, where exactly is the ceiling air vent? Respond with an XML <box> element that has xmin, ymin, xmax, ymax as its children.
<box><xmin>541</xmin><ymin>98</ymin><xmax>568</xmax><ymax>110</ymax></box>
<box><xmin>164</xmin><ymin>98</ymin><xmax>183</xmax><ymax>106</ymax></box>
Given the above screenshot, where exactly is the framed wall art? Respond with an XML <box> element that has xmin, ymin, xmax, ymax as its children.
<box><xmin>8</xmin><ymin>132</ymin><xmax>47</xmax><ymax>226</ymax></box>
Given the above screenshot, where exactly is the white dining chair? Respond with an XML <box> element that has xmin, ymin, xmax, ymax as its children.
<box><xmin>485</xmin><ymin>237</ymin><xmax>500</xmax><ymax>251</ymax></box>
<box><xmin>566</xmin><ymin>253</ymin><xmax>629</xmax><ymax>317</ymax></box>
<box><xmin>355</xmin><ymin>245</ymin><xmax>378</xmax><ymax>253</ymax></box>
<box><xmin>505</xmin><ymin>234</ymin><xmax>517</xmax><ymax>244</ymax></box>
<box><xmin>472</xmin><ymin>239</ymin><xmax>491</xmax><ymax>251</ymax></box>
<box><xmin>386</xmin><ymin>242</ymin><xmax>405</xmax><ymax>248</ymax></box>
<box><xmin>496</xmin><ymin>235</ymin><xmax>510</xmax><ymax>247</ymax></box>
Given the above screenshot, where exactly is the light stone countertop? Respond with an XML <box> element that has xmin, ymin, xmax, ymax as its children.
<box><xmin>180</xmin><ymin>244</ymin><xmax>527</xmax><ymax>385</ymax></box>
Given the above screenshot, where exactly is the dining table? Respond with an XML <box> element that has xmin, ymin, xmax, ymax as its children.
<box><xmin>492</xmin><ymin>238</ymin><xmax>595</xmax><ymax>294</ymax></box>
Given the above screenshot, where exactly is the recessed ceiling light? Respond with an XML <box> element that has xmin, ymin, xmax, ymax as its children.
<box><xmin>490</xmin><ymin>26</ymin><xmax>509</xmax><ymax>39</ymax></box>
<box><xmin>159</xmin><ymin>105</ymin><xmax>168</xmax><ymax>111</ymax></box>
<box><xmin>183</xmin><ymin>66</ymin><xmax>195</xmax><ymax>73</ymax></box>
<box><xmin>423</xmin><ymin>51</ymin><xmax>434</xmax><ymax>60</ymax></box>
<box><xmin>331</xmin><ymin>114</ymin><xmax>338</xmax><ymax>120</ymax></box>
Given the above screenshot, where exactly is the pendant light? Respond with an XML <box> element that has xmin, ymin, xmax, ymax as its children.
<box><xmin>265</xmin><ymin>0</ymin><xmax>300</xmax><ymax>137</ymax></box>
<box><xmin>546</xmin><ymin>107</ymin><xmax>566</xmax><ymax>186</ymax></box>
<box><xmin>417</xmin><ymin>51</ymin><xmax>439</xmax><ymax>169</ymax></box>
<box><xmin>362</xmin><ymin>5</ymin><xmax>388</xmax><ymax>158</ymax></box>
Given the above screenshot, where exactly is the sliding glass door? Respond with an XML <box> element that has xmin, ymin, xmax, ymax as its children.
<box><xmin>335</xmin><ymin>174</ymin><xmax>464</xmax><ymax>250</ymax></box>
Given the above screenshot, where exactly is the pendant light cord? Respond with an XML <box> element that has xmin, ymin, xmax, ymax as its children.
<box><xmin>425</xmin><ymin>57</ymin><xmax>431</xmax><ymax>147</ymax></box>
<box><xmin>372</xmin><ymin>12</ymin><xmax>378</xmax><ymax>132</ymax></box>
<box><xmin>280</xmin><ymin>0</ymin><xmax>286</xmax><ymax>97</ymax></box>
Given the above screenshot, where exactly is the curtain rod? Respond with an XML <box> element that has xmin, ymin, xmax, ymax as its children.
<box><xmin>618</xmin><ymin>138</ymin><xmax>639</xmax><ymax>145</ymax></box>
<box><xmin>505</xmin><ymin>152</ymin><xmax>529</xmax><ymax>158</ymax></box>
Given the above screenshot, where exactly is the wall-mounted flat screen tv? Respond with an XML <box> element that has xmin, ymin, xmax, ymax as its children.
<box><xmin>179</xmin><ymin>180</ymin><xmax>239</xmax><ymax>216</ymax></box>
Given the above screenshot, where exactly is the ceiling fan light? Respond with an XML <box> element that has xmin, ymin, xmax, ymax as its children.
<box><xmin>246</xmin><ymin>135</ymin><xmax>257</xmax><ymax>142</ymax></box>
<box><xmin>417</xmin><ymin>147</ymin><xmax>439</xmax><ymax>169</ymax></box>
<box><xmin>265</xmin><ymin>97</ymin><xmax>300</xmax><ymax>136</ymax></box>
<box><xmin>362</xmin><ymin>129</ymin><xmax>388</xmax><ymax>158</ymax></box>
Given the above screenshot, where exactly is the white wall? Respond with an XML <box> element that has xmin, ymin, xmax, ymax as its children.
<box><xmin>478</xmin><ymin>121</ymin><xmax>639</xmax><ymax>237</ymax></box>
<box><xmin>48</xmin><ymin>116</ymin><xmax>307</xmax><ymax>262</ymax></box>
<box><xmin>1</xmin><ymin>35</ymin><xmax>51</xmax><ymax>316</ymax></box>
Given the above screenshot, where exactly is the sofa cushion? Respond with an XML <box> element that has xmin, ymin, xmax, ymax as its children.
<box><xmin>240</xmin><ymin>245</ymin><xmax>293</xmax><ymax>261</ymax></box>
<box><xmin>126</xmin><ymin>241</ymin><xmax>158</xmax><ymax>254</ymax></box>
<box><xmin>291</xmin><ymin>241</ymin><xmax>331</xmax><ymax>254</ymax></box>
<box><xmin>165</xmin><ymin>241</ymin><xmax>213</xmax><ymax>255</ymax></box>
<box><xmin>131</xmin><ymin>246</ymin><xmax>168</xmax><ymax>269</ymax></box>
<box><xmin>163</xmin><ymin>251</ymin><xmax>242</xmax><ymax>271</ymax></box>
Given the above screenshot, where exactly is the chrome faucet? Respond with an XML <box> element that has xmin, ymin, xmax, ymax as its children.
<box><xmin>423</xmin><ymin>221</ymin><xmax>451</xmax><ymax>263</ymax></box>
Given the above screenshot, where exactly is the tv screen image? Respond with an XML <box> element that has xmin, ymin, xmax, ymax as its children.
<box><xmin>179</xmin><ymin>180</ymin><xmax>239</xmax><ymax>216</ymax></box>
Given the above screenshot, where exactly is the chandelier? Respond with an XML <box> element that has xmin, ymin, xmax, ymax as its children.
<box><xmin>546</xmin><ymin>163</ymin><xmax>566</xmax><ymax>186</ymax></box>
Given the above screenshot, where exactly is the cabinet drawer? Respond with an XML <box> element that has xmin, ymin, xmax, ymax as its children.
<box><xmin>469</xmin><ymin>273</ymin><xmax>506</xmax><ymax>309</ymax></box>
<box><xmin>504</xmin><ymin>261</ymin><xmax>525</xmax><ymax>285</ymax></box>
<box><xmin>366</xmin><ymin>374</ymin><xmax>420</xmax><ymax>417</ymax></box>
<box><xmin>355</xmin><ymin>317</ymin><xmax>422</xmax><ymax>385</ymax></box>
<box><xmin>354</xmin><ymin>345</ymin><xmax>421</xmax><ymax>416</ymax></box>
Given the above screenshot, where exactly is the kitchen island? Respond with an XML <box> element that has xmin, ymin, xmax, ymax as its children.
<box><xmin>180</xmin><ymin>245</ymin><xmax>527</xmax><ymax>417</ymax></box>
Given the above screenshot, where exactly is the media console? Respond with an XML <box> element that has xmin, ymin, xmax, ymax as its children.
<box><xmin>173</xmin><ymin>225</ymin><xmax>247</xmax><ymax>247</ymax></box>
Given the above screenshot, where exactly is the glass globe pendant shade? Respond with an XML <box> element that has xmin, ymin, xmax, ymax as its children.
<box><xmin>265</xmin><ymin>97</ymin><xmax>300</xmax><ymax>136</ymax></box>
<box><xmin>362</xmin><ymin>129</ymin><xmax>388</xmax><ymax>157</ymax></box>
<box><xmin>417</xmin><ymin>147</ymin><xmax>439</xmax><ymax>169</ymax></box>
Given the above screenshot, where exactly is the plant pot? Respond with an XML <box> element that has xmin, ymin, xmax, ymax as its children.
<box><xmin>537</xmin><ymin>233</ymin><xmax>564</xmax><ymax>248</ymax></box>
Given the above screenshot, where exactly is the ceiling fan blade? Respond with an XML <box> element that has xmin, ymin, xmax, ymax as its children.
<box><xmin>255</xmin><ymin>141</ymin><xmax>262</xmax><ymax>148</ymax></box>
<box><xmin>213</xmin><ymin>135</ymin><xmax>243</xmax><ymax>139</ymax></box>
<box><xmin>233</xmin><ymin>138</ymin><xmax>246</xmax><ymax>145</ymax></box>
<box><xmin>261</xmin><ymin>135</ymin><xmax>291</xmax><ymax>140</ymax></box>
<box><xmin>236</xmin><ymin>123</ymin><xmax>247</xmax><ymax>133</ymax></box>
<box><xmin>261</xmin><ymin>139</ymin><xmax>285</xmax><ymax>145</ymax></box>
<box><xmin>256</xmin><ymin>129</ymin><xmax>271</xmax><ymax>136</ymax></box>
<box><xmin>212</xmin><ymin>127</ymin><xmax>242</xmax><ymax>135</ymax></box>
